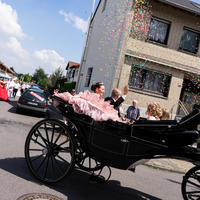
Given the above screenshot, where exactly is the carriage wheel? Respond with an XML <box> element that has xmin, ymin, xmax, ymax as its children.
<box><xmin>182</xmin><ymin>166</ymin><xmax>200</xmax><ymax>200</ymax></box>
<box><xmin>71</xmin><ymin>131</ymin><xmax>104</xmax><ymax>172</ymax></box>
<box><xmin>75</xmin><ymin>151</ymin><xmax>103</xmax><ymax>172</ymax></box>
<box><xmin>25</xmin><ymin>119</ymin><xmax>75</xmax><ymax>183</ymax></box>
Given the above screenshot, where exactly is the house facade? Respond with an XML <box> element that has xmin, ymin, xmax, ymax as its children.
<box><xmin>0</xmin><ymin>62</ymin><xmax>16</xmax><ymax>79</ymax></box>
<box><xmin>76</xmin><ymin>0</ymin><xmax>200</xmax><ymax>117</ymax></box>
<box><xmin>66</xmin><ymin>61</ymin><xmax>80</xmax><ymax>82</ymax></box>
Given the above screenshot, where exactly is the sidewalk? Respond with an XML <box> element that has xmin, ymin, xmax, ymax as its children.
<box><xmin>144</xmin><ymin>158</ymin><xmax>194</xmax><ymax>174</ymax></box>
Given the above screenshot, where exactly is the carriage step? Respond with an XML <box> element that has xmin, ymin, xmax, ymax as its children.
<box><xmin>89</xmin><ymin>174</ymin><xmax>106</xmax><ymax>184</ymax></box>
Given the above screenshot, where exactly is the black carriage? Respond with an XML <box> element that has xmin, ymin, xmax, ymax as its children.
<box><xmin>25</xmin><ymin>96</ymin><xmax>200</xmax><ymax>200</ymax></box>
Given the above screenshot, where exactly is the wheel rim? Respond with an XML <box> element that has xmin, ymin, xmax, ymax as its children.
<box><xmin>182</xmin><ymin>166</ymin><xmax>200</xmax><ymax>200</ymax></box>
<box><xmin>25</xmin><ymin>119</ymin><xmax>75</xmax><ymax>183</ymax></box>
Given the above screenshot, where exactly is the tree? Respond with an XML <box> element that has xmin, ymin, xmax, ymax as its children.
<box><xmin>23</xmin><ymin>74</ymin><xmax>32</xmax><ymax>83</ymax></box>
<box><xmin>32</xmin><ymin>67</ymin><xmax>48</xmax><ymax>84</ymax></box>
<box><xmin>32</xmin><ymin>67</ymin><xmax>49</xmax><ymax>89</ymax></box>
<box><xmin>39</xmin><ymin>77</ymin><xmax>49</xmax><ymax>89</ymax></box>
<box><xmin>17</xmin><ymin>73</ymin><xmax>24</xmax><ymax>81</ymax></box>
<box><xmin>49</xmin><ymin>67</ymin><xmax>63</xmax><ymax>89</ymax></box>
<box><xmin>10</xmin><ymin>66</ymin><xmax>16</xmax><ymax>73</ymax></box>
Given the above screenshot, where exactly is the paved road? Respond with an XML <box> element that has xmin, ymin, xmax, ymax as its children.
<box><xmin>0</xmin><ymin>99</ymin><xmax>185</xmax><ymax>200</ymax></box>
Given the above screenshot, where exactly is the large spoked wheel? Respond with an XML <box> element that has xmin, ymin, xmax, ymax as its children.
<box><xmin>25</xmin><ymin>119</ymin><xmax>75</xmax><ymax>184</ymax></box>
<box><xmin>182</xmin><ymin>166</ymin><xmax>200</xmax><ymax>200</ymax></box>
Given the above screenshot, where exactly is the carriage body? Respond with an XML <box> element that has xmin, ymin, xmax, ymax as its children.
<box><xmin>54</xmin><ymin>96</ymin><xmax>200</xmax><ymax>170</ymax></box>
<box><xmin>24</xmin><ymin>96</ymin><xmax>200</xmax><ymax>200</ymax></box>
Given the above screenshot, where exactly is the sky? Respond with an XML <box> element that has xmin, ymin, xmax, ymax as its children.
<box><xmin>0</xmin><ymin>0</ymin><xmax>200</xmax><ymax>76</ymax></box>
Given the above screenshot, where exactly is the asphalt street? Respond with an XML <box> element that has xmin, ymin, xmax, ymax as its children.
<box><xmin>0</xmin><ymin>98</ymin><xmax>185</xmax><ymax>200</ymax></box>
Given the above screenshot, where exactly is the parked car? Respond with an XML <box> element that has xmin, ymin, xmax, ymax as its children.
<box><xmin>16</xmin><ymin>88</ymin><xmax>49</xmax><ymax>115</ymax></box>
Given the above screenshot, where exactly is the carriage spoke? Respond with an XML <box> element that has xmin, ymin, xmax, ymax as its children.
<box><xmin>52</xmin><ymin>156</ymin><xmax>65</xmax><ymax>174</ymax></box>
<box><xmin>50</xmin><ymin>155</ymin><xmax>57</xmax><ymax>177</ymax></box>
<box><xmin>55</xmin><ymin>147</ymin><xmax>72</xmax><ymax>153</ymax></box>
<box><xmin>43</xmin><ymin>156</ymin><xmax>50</xmax><ymax>179</ymax></box>
<box><xmin>89</xmin><ymin>158</ymin><xmax>91</xmax><ymax>168</ymax></box>
<box><xmin>36</xmin><ymin>129</ymin><xmax>48</xmax><ymax>146</ymax></box>
<box><xmin>31</xmin><ymin>138</ymin><xmax>46</xmax><ymax>148</ymax></box>
<box><xmin>186</xmin><ymin>191</ymin><xmax>200</xmax><ymax>194</ymax></box>
<box><xmin>53</xmin><ymin>132</ymin><xmax>62</xmax><ymax>145</ymax></box>
<box><xmin>57</xmin><ymin>138</ymin><xmax>70</xmax><ymax>147</ymax></box>
<box><xmin>44</xmin><ymin>123</ymin><xmax>50</xmax><ymax>145</ymax></box>
<box><xmin>35</xmin><ymin>155</ymin><xmax>47</xmax><ymax>172</ymax></box>
<box><xmin>187</xmin><ymin>180</ymin><xmax>200</xmax><ymax>188</ymax></box>
<box><xmin>50</xmin><ymin>123</ymin><xmax>55</xmax><ymax>144</ymax></box>
<box><xmin>29</xmin><ymin>148</ymin><xmax>43</xmax><ymax>152</ymax></box>
<box><xmin>56</xmin><ymin>154</ymin><xmax>69</xmax><ymax>164</ymax></box>
<box><xmin>31</xmin><ymin>154</ymin><xmax>44</xmax><ymax>162</ymax></box>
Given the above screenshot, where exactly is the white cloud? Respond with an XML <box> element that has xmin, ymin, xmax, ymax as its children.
<box><xmin>34</xmin><ymin>49</ymin><xmax>65</xmax><ymax>74</ymax></box>
<box><xmin>0</xmin><ymin>1</ymin><xmax>66</xmax><ymax>75</ymax></box>
<box><xmin>59</xmin><ymin>10</ymin><xmax>88</xmax><ymax>33</ymax></box>
<box><xmin>0</xmin><ymin>1</ymin><xmax>25</xmax><ymax>37</ymax></box>
<box><xmin>5</xmin><ymin>37</ymin><xmax>29</xmax><ymax>58</ymax></box>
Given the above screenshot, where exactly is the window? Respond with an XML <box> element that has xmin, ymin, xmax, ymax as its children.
<box><xmin>102</xmin><ymin>0</ymin><xmax>107</xmax><ymax>12</ymax></box>
<box><xmin>148</xmin><ymin>17</ymin><xmax>171</xmax><ymax>45</ymax></box>
<box><xmin>85</xmin><ymin>67</ymin><xmax>93</xmax><ymax>87</ymax></box>
<box><xmin>72</xmin><ymin>69</ymin><xmax>75</xmax><ymax>78</ymax></box>
<box><xmin>179</xmin><ymin>28</ymin><xmax>200</xmax><ymax>54</ymax></box>
<box><xmin>129</xmin><ymin>66</ymin><xmax>171</xmax><ymax>97</ymax></box>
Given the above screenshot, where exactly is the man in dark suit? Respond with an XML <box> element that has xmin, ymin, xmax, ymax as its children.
<box><xmin>105</xmin><ymin>85</ymin><xmax>129</xmax><ymax>116</ymax></box>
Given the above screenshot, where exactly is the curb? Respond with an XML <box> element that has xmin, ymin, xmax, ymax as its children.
<box><xmin>143</xmin><ymin>159</ymin><xmax>194</xmax><ymax>174</ymax></box>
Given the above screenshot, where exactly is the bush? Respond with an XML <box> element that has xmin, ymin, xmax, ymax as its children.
<box><xmin>61</xmin><ymin>82</ymin><xmax>76</xmax><ymax>93</ymax></box>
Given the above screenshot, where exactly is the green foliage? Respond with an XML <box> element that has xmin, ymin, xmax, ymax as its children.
<box><xmin>62</xmin><ymin>82</ymin><xmax>76</xmax><ymax>93</ymax></box>
<box><xmin>39</xmin><ymin>77</ymin><xmax>49</xmax><ymax>89</ymax></box>
<box><xmin>32</xmin><ymin>67</ymin><xmax>48</xmax><ymax>83</ymax></box>
<box><xmin>23</xmin><ymin>73</ymin><xmax>32</xmax><ymax>83</ymax></box>
<box><xmin>49</xmin><ymin>67</ymin><xmax>63</xmax><ymax>89</ymax></box>
<box><xmin>10</xmin><ymin>66</ymin><xmax>16</xmax><ymax>73</ymax></box>
<box><xmin>17</xmin><ymin>73</ymin><xmax>24</xmax><ymax>81</ymax></box>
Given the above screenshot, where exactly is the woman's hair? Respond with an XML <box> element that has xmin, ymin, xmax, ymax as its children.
<box><xmin>147</xmin><ymin>103</ymin><xmax>157</xmax><ymax>117</ymax></box>
<box><xmin>154</xmin><ymin>102</ymin><xmax>163</xmax><ymax>119</ymax></box>
<box><xmin>91</xmin><ymin>82</ymin><xmax>104</xmax><ymax>92</ymax></box>
<box><xmin>161</xmin><ymin>108</ymin><xmax>170</xmax><ymax>120</ymax></box>
<box><xmin>147</xmin><ymin>103</ymin><xmax>163</xmax><ymax>118</ymax></box>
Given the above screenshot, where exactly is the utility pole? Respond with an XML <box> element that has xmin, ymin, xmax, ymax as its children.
<box><xmin>76</xmin><ymin>0</ymin><xmax>96</xmax><ymax>92</ymax></box>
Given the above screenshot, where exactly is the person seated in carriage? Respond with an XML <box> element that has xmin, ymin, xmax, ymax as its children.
<box><xmin>146</xmin><ymin>103</ymin><xmax>163</xmax><ymax>120</ymax></box>
<box><xmin>54</xmin><ymin>82</ymin><xmax>129</xmax><ymax>123</ymax></box>
<box><xmin>104</xmin><ymin>86</ymin><xmax>129</xmax><ymax>117</ymax></box>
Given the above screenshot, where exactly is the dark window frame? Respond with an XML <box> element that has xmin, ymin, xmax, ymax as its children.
<box><xmin>128</xmin><ymin>65</ymin><xmax>171</xmax><ymax>97</ymax></box>
<box><xmin>179</xmin><ymin>27</ymin><xmax>200</xmax><ymax>54</ymax></box>
<box><xmin>147</xmin><ymin>17</ymin><xmax>171</xmax><ymax>45</ymax></box>
<box><xmin>85</xmin><ymin>67</ymin><xmax>93</xmax><ymax>87</ymax></box>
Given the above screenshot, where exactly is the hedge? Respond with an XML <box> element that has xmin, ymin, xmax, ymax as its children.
<box><xmin>61</xmin><ymin>81</ymin><xmax>76</xmax><ymax>93</ymax></box>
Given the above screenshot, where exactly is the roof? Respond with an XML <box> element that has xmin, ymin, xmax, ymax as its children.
<box><xmin>0</xmin><ymin>62</ymin><xmax>16</xmax><ymax>75</ymax></box>
<box><xmin>66</xmin><ymin>61</ymin><xmax>80</xmax><ymax>70</ymax></box>
<box><xmin>157</xmin><ymin>0</ymin><xmax>200</xmax><ymax>16</ymax></box>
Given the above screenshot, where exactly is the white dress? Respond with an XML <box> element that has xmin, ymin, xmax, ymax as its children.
<box><xmin>16</xmin><ymin>88</ymin><xmax>21</xmax><ymax>97</ymax></box>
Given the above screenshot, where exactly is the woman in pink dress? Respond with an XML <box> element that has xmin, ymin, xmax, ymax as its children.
<box><xmin>54</xmin><ymin>82</ymin><xmax>123</xmax><ymax>122</ymax></box>
<box><xmin>0</xmin><ymin>78</ymin><xmax>9</xmax><ymax>101</ymax></box>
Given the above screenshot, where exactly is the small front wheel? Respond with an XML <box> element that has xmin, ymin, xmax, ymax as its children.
<box><xmin>182</xmin><ymin>166</ymin><xmax>200</xmax><ymax>200</ymax></box>
<box><xmin>25</xmin><ymin>119</ymin><xmax>75</xmax><ymax>183</ymax></box>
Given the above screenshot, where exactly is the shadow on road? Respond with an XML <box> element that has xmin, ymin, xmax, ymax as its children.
<box><xmin>0</xmin><ymin>157</ymin><xmax>161</xmax><ymax>200</ymax></box>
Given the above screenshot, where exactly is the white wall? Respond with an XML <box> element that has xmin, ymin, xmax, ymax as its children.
<box><xmin>77</xmin><ymin>0</ymin><xmax>133</xmax><ymax>97</ymax></box>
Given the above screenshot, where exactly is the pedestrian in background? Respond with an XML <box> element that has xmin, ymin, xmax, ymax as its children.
<box><xmin>126</xmin><ymin>100</ymin><xmax>140</xmax><ymax>122</ymax></box>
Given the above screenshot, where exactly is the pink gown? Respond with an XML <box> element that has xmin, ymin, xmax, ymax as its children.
<box><xmin>0</xmin><ymin>81</ymin><xmax>8</xmax><ymax>101</ymax></box>
<box><xmin>54</xmin><ymin>90</ymin><xmax>123</xmax><ymax>122</ymax></box>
